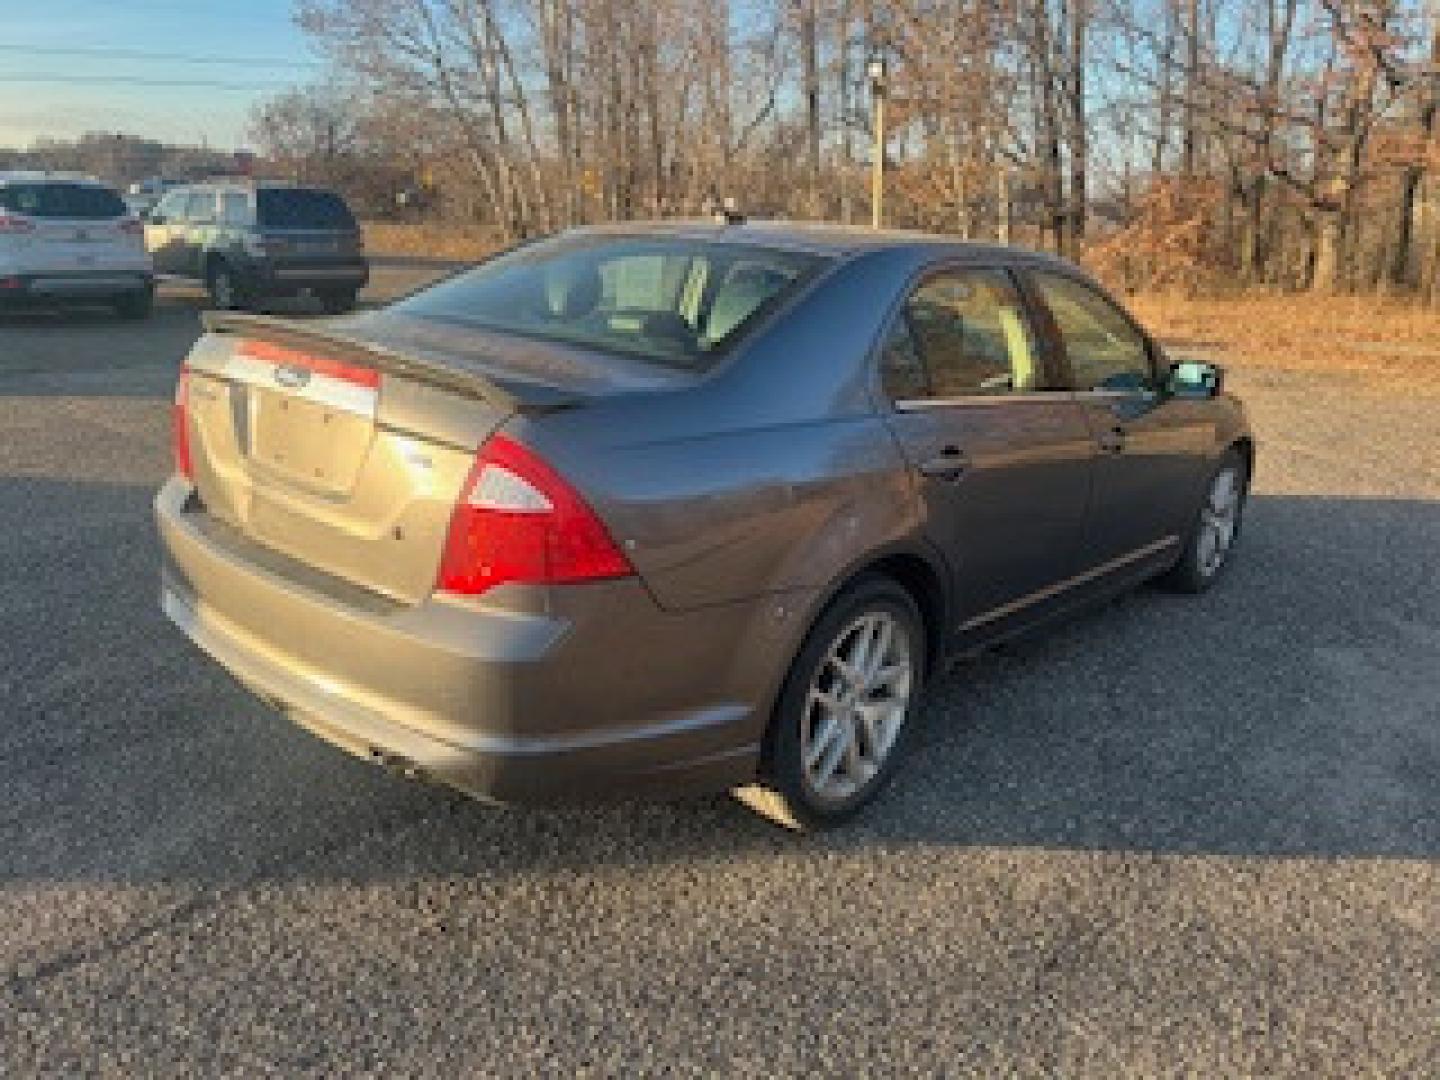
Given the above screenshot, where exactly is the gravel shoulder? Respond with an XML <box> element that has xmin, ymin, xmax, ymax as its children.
<box><xmin>1</xmin><ymin>278</ymin><xmax>1436</xmax><ymax>1075</ymax></box>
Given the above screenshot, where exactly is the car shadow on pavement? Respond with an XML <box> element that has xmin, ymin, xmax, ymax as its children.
<box><xmin>0</xmin><ymin>488</ymin><xmax>1436</xmax><ymax>888</ymax></box>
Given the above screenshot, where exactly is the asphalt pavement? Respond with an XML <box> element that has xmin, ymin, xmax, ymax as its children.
<box><xmin>1</xmin><ymin>265</ymin><xmax>1436</xmax><ymax>1075</ymax></box>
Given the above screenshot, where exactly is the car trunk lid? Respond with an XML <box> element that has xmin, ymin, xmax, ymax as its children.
<box><xmin>182</xmin><ymin>312</ymin><xmax>581</xmax><ymax>605</ymax></box>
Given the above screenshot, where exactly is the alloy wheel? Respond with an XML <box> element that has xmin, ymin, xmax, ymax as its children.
<box><xmin>800</xmin><ymin>610</ymin><xmax>914</xmax><ymax>803</ymax></box>
<box><xmin>1196</xmin><ymin>467</ymin><xmax>1241</xmax><ymax>577</ymax></box>
<box><xmin>211</xmin><ymin>269</ymin><xmax>236</xmax><ymax>309</ymax></box>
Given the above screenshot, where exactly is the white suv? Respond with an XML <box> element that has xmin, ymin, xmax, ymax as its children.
<box><xmin>0</xmin><ymin>172</ymin><xmax>154</xmax><ymax>319</ymax></box>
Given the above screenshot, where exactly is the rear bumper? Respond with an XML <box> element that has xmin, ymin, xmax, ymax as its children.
<box><xmin>155</xmin><ymin>478</ymin><xmax>770</xmax><ymax>803</ymax></box>
<box><xmin>245</xmin><ymin>256</ymin><xmax>369</xmax><ymax>294</ymax></box>
<box><xmin>0</xmin><ymin>271</ymin><xmax>152</xmax><ymax>301</ymax></box>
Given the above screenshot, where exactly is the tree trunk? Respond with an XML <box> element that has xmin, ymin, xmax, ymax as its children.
<box><xmin>800</xmin><ymin>0</ymin><xmax>822</xmax><ymax>216</ymax></box>
<box><xmin>1066</xmin><ymin>0</ymin><xmax>1088</xmax><ymax>256</ymax></box>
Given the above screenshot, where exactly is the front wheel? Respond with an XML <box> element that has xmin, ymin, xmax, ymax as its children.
<box><xmin>206</xmin><ymin>262</ymin><xmax>247</xmax><ymax>311</ymax></box>
<box><xmin>734</xmin><ymin>575</ymin><xmax>926</xmax><ymax>831</ymax></box>
<box><xmin>1160</xmin><ymin>448</ymin><xmax>1249</xmax><ymax>594</ymax></box>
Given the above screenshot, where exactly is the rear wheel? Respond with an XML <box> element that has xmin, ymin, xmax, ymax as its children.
<box><xmin>734</xmin><ymin>575</ymin><xmax>925</xmax><ymax>831</ymax></box>
<box><xmin>206</xmin><ymin>261</ymin><xmax>246</xmax><ymax>311</ymax></box>
<box><xmin>318</xmin><ymin>287</ymin><xmax>358</xmax><ymax>315</ymax></box>
<box><xmin>1160</xmin><ymin>447</ymin><xmax>1249</xmax><ymax>593</ymax></box>
<box><xmin>113</xmin><ymin>287</ymin><xmax>153</xmax><ymax>321</ymax></box>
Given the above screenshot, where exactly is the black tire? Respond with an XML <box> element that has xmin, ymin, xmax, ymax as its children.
<box><xmin>734</xmin><ymin>574</ymin><xmax>927</xmax><ymax>831</ymax></box>
<box><xmin>113</xmin><ymin>287</ymin><xmax>154</xmax><ymax>321</ymax></box>
<box><xmin>1159</xmin><ymin>446</ymin><xmax>1249</xmax><ymax>594</ymax></box>
<box><xmin>206</xmin><ymin>260</ymin><xmax>247</xmax><ymax>311</ymax></box>
<box><xmin>318</xmin><ymin>287</ymin><xmax>358</xmax><ymax>315</ymax></box>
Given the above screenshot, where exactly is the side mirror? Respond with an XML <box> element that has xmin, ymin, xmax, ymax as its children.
<box><xmin>1168</xmin><ymin>360</ymin><xmax>1224</xmax><ymax>399</ymax></box>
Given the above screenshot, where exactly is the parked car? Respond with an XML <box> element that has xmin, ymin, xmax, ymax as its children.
<box><xmin>156</xmin><ymin>221</ymin><xmax>1253</xmax><ymax>829</ymax></box>
<box><xmin>0</xmin><ymin>172</ymin><xmax>153</xmax><ymax>318</ymax></box>
<box><xmin>144</xmin><ymin>182</ymin><xmax>368</xmax><ymax>313</ymax></box>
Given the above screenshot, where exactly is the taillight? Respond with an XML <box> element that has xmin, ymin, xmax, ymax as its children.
<box><xmin>172</xmin><ymin>366</ymin><xmax>193</xmax><ymax>481</ymax></box>
<box><xmin>0</xmin><ymin>213</ymin><xmax>35</xmax><ymax>235</ymax></box>
<box><xmin>437</xmin><ymin>435</ymin><xmax>632</xmax><ymax>596</ymax></box>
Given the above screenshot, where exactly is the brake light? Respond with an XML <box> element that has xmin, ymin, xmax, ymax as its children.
<box><xmin>0</xmin><ymin>213</ymin><xmax>35</xmax><ymax>235</ymax></box>
<box><xmin>173</xmin><ymin>366</ymin><xmax>193</xmax><ymax>481</ymax></box>
<box><xmin>438</xmin><ymin>435</ymin><xmax>632</xmax><ymax>596</ymax></box>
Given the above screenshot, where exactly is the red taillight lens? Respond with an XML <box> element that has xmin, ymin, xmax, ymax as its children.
<box><xmin>0</xmin><ymin>213</ymin><xmax>35</xmax><ymax>235</ymax></box>
<box><xmin>172</xmin><ymin>367</ymin><xmax>193</xmax><ymax>481</ymax></box>
<box><xmin>437</xmin><ymin>435</ymin><xmax>632</xmax><ymax>596</ymax></box>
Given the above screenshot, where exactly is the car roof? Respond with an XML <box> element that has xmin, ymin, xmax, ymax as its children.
<box><xmin>560</xmin><ymin>218</ymin><xmax>1079</xmax><ymax>267</ymax></box>
<box><xmin>179</xmin><ymin>180</ymin><xmax>344</xmax><ymax>193</ymax></box>
<box><xmin>0</xmin><ymin>171</ymin><xmax>110</xmax><ymax>188</ymax></box>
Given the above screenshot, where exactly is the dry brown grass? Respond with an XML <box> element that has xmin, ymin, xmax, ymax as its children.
<box><xmin>363</xmin><ymin>220</ymin><xmax>496</xmax><ymax>262</ymax></box>
<box><xmin>1127</xmin><ymin>291</ymin><xmax>1440</xmax><ymax>386</ymax></box>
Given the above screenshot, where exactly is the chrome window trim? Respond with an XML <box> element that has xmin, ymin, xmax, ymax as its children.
<box><xmin>893</xmin><ymin>389</ymin><xmax>1078</xmax><ymax>412</ymax></box>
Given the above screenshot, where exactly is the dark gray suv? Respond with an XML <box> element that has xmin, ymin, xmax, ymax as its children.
<box><xmin>144</xmin><ymin>182</ymin><xmax>368</xmax><ymax>313</ymax></box>
<box><xmin>157</xmin><ymin>221</ymin><xmax>1252</xmax><ymax>830</ymax></box>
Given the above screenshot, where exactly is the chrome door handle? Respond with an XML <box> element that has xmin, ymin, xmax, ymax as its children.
<box><xmin>918</xmin><ymin>446</ymin><xmax>969</xmax><ymax>481</ymax></box>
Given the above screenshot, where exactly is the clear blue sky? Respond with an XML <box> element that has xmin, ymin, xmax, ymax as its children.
<box><xmin>0</xmin><ymin>0</ymin><xmax>321</xmax><ymax>150</ymax></box>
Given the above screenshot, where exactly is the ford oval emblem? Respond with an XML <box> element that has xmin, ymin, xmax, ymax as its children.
<box><xmin>274</xmin><ymin>363</ymin><xmax>312</xmax><ymax>389</ymax></box>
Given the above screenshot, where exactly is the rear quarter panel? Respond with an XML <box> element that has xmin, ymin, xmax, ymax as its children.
<box><xmin>512</xmin><ymin>248</ymin><xmax>930</xmax><ymax>613</ymax></box>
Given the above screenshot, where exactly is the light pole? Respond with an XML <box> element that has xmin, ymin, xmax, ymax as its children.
<box><xmin>867</xmin><ymin>54</ymin><xmax>888</xmax><ymax>230</ymax></box>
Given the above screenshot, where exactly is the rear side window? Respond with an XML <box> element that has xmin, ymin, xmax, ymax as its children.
<box><xmin>0</xmin><ymin>183</ymin><xmax>126</xmax><ymax>219</ymax></box>
<box><xmin>257</xmin><ymin>189</ymin><xmax>357</xmax><ymax>230</ymax></box>
<box><xmin>388</xmin><ymin>235</ymin><xmax>825</xmax><ymax>371</ymax></box>
<box><xmin>891</xmin><ymin>267</ymin><xmax>1040</xmax><ymax>399</ymax></box>
<box><xmin>183</xmin><ymin>192</ymin><xmax>216</xmax><ymax>222</ymax></box>
<box><xmin>153</xmin><ymin>191</ymin><xmax>186</xmax><ymax>221</ymax></box>
<box><xmin>219</xmin><ymin>192</ymin><xmax>250</xmax><ymax>227</ymax></box>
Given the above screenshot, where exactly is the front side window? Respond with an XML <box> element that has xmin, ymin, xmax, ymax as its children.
<box><xmin>219</xmin><ymin>192</ymin><xmax>250</xmax><ymax>227</ymax></box>
<box><xmin>183</xmin><ymin>192</ymin><xmax>216</xmax><ymax>223</ymax></box>
<box><xmin>1032</xmin><ymin>272</ymin><xmax>1153</xmax><ymax>392</ymax></box>
<box><xmin>387</xmin><ymin>235</ymin><xmax>825</xmax><ymax>371</ymax></box>
<box><xmin>152</xmin><ymin>191</ymin><xmax>186</xmax><ymax>222</ymax></box>
<box><xmin>892</xmin><ymin>268</ymin><xmax>1039</xmax><ymax>399</ymax></box>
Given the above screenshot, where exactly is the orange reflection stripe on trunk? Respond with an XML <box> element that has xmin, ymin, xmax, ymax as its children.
<box><xmin>235</xmin><ymin>339</ymin><xmax>381</xmax><ymax>389</ymax></box>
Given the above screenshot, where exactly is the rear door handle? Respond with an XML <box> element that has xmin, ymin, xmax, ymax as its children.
<box><xmin>918</xmin><ymin>446</ymin><xmax>969</xmax><ymax>481</ymax></box>
<box><xmin>1097</xmin><ymin>426</ymin><xmax>1127</xmax><ymax>454</ymax></box>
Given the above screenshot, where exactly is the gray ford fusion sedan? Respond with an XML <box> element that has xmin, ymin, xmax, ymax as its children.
<box><xmin>156</xmin><ymin>220</ymin><xmax>1253</xmax><ymax>829</ymax></box>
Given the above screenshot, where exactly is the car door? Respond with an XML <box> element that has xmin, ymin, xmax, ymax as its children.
<box><xmin>178</xmin><ymin>191</ymin><xmax>217</xmax><ymax>279</ymax></box>
<box><xmin>144</xmin><ymin>190</ymin><xmax>187</xmax><ymax>275</ymax></box>
<box><xmin>880</xmin><ymin>263</ymin><xmax>1095</xmax><ymax>630</ymax></box>
<box><xmin>1023</xmin><ymin>269</ymin><xmax>1213</xmax><ymax>572</ymax></box>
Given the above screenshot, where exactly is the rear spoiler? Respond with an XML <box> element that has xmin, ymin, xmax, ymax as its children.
<box><xmin>201</xmin><ymin>311</ymin><xmax>577</xmax><ymax>415</ymax></box>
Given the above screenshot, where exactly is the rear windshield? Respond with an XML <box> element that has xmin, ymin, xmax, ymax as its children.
<box><xmin>0</xmin><ymin>182</ymin><xmax>126</xmax><ymax>220</ymax></box>
<box><xmin>256</xmin><ymin>188</ymin><xmax>357</xmax><ymax>230</ymax></box>
<box><xmin>389</xmin><ymin>235</ymin><xmax>827</xmax><ymax>371</ymax></box>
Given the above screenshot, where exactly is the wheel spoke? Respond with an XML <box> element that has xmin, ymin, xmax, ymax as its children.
<box><xmin>864</xmin><ymin>618</ymin><xmax>894</xmax><ymax>683</ymax></box>
<box><xmin>846</xmin><ymin>617</ymin><xmax>878</xmax><ymax>684</ymax></box>
<box><xmin>804</xmin><ymin>710</ymin><xmax>840</xmax><ymax>766</ymax></box>
<box><xmin>811</xmin><ymin>717</ymin><xmax>851</xmax><ymax>784</ymax></box>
